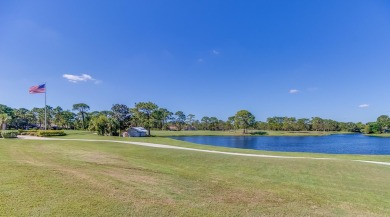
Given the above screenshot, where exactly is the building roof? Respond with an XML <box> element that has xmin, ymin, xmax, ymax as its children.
<box><xmin>130</xmin><ymin>127</ymin><xmax>148</xmax><ymax>133</ymax></box>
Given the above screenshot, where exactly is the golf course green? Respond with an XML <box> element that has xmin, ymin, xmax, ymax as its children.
<box><xmin>0</xmin><ymin>131</ymin><xmax>389</xmax><ymax>216</ymax></box>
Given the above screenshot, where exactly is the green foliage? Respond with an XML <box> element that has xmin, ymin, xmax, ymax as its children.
<box><xmin>364</xmin><ymin>125</ymin><xmax>372</xmax><ymax>134</ymax></box>
<box><xmin>89</xmin><ymin>115</ymin><xmax>119</xmax><ymax>136</ymax></box>
<box><xmin>186</xmin><ymin>114</ymin><xmax>196</xmax><ymax>126</ymax></box>
<box><xmin>371</xmin><ymin>123</ymin><xmax>381</xmax><ymax>134</ymax></box>
<box><xmin>111</xmin><ymin>104</ymin><xmax>130</xmax><ymax>131</ymax></box>
<box><xmin>89</xmin><ymin>115</ymin><xmax>108</xmax><ymax>136</ymax></box>
<box><xmin>1</xmin><ymin>130</ymin><xmax>18</xmax><ymax>138</ymax></box>
<box><xmin>11</xmin><ymin>108</ymin><xmax>30</xmax><ymax>130</ymax></box>
<box><xmin>132</xmin><ymin>102</ymin><xmax>158</xmax><ymax>135</ymax></box>
<box><xmin>152</xmin><ymin>108</ymin><xmax>173</xmax><ymax>130</ymax></box>
<box><xmin>174</xmin><ymin>111</ymin><xmax>186</xmax><ymax>130</ymax></box>
<box><xmin>339</xmin><ymin>122</ymin><xmax>360</xmax><ymax>132</ymax></box>
<box><xmin>106</xmin><ymin>117</ymin><xmax>120</xmax><ymax>136</ymax></box>
<box><xmin>198</xmin><ymin>116</ymin><xmax>225</xmax><ymax>131</ymax></box>
<box><xmin>0</xmin><ymin>104</ymin><xmax>13</xmax><ymax>116</ymax></box>
<box><xmin>364</xmin><ymin>123</ymin><xmax>381</xmax><ymax>134</ymax></box>
<box><xmin>0</xmin><ymin>113</ymin><xmax>11</xmax><ymax>130</ymax></box>
<box><xmin>36</xmin><ymin>130</ymin><xmax>66</xmax><ymax>137</ymax></box>
<box><xmin>72</xmin><ymin>103</ymin><xmax>90</xmax><ymax>130</ymax></box>
<box><xmin>1</xmin><ymin>102</ymin><xmax>389</xmax><ymax>135</ymax></box>
<box><xmin>18</xmin><ymin>130</ymin><xmax>38</xmax><ymax>136</ymax></box>
<box><xmin>234</xmin><ymin>110</ymin><xmax>256</xmax><ymax>133</ymax></box>
<box><xmin>376</xmin><ymin>115</ymin><xmax>390</xmax><ymax>132</ymax></box>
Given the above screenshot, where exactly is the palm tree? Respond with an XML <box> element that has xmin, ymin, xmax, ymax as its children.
<box><xmin>72</xmin><ymin>103</ymin><xmax>90</xmax><ymax>129</ymax></box>
<box><xmin>0</xmin><ymin>113</ymin><xmax>11</xmax><ymax>130</ymax></box>
<box><xmin>53</xmin><ymin>106</ymin><xmax>64</xmax><ymax>127</ymax></box>
<box><xmin>13</xmin><ymin>108</ymin><xmax>29</xmax><ymax>129</ymax></box>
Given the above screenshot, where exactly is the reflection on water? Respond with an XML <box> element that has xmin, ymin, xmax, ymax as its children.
<box><xmin>172</xmin><ymin>134</ymin><xmax>390</xmax><ymax>154</ymax></box>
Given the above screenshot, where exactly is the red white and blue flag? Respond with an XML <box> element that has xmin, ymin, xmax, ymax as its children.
<box><xmin>29</xmin><ymin>84</ymin><xmax>46</xmax><ymax>94</ymax></box>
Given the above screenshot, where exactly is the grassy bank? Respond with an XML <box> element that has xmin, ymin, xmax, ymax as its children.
<box><xmin>1</xmin><ymin>133</ymin><xmax>390</xmax><ymax>216</ymax></box>
<box><xmin>151</xmin><ymin>130</ymin><xmax>351</xmax><ymax>137</ymax></box>
<box><xmin>58</xmin><ymin>130</ymin><xmax>390</xmax><ymax>162</ymax></box>
<box><xmin>368</xmin><ymin>133</ymin><xmax>390</xmax><ymax>138</ymax></box>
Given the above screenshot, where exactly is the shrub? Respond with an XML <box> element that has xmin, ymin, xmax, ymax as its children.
<box><xmin>1</xmin><ymin>130</ymin><xmax>19</xmax><ymax>138</ymax></box>
<box><xmin>36</xmin><ymin>130</ymin><xmax>66</xmax><ymax>137</ymax></box>
<box><xmin>18</xmin><ymin>130</ymin><xmax>38</xmax><ymax>136</ymax></box>
<box><xmin>250</xmin><ymin>131</ymin><xmax>268</xmax><ymax>136</ymax></box>
<box><xmin>17</xmin><ymin>130</ymin><xmax>66</xmax><ymax>137</ymax></box>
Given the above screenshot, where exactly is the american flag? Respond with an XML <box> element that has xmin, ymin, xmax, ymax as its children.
<box><xmin>29</xmin><ymin>84</ymin><xmax>46</xmax><ymax>94</ymax></box>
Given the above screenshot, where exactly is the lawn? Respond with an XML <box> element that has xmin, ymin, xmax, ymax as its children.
<box><xmin>369</xmin><ymin>133</ymin><xmax>390</xmax><ymax>138</ymax></box>
<box><xmin>1</xmin><ymin>133</ymin><xmax>390</xmax><ymax>216</ymax></box>
<box><xmin>60</xmin><ymin>130</ymin><xmax>390</xmax><ymax>162</ymax></box>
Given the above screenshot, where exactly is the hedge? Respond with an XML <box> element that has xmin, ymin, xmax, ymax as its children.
<box><xmin>250</xmin><ymin>131</ymin><xmax>268</xmax><ymax>136</ymax></box>
<box><xmin>1</xmin><ymin>130</ymin><xmax>19</xmax><ymax>138</ymax></box>
<box><xmin>18</xmin><ymin>130</ymin><xmax>38</xmax><ymax>136</ymax></box>
<box><xmin>36</xmin><ymin>130</ymin><xmax>66</xmax><ymax>137</ymax></box>
<box><xmin>17</xmin><ymin>130</ymin><xmax>66</xmax><ymax>137</ymax></box>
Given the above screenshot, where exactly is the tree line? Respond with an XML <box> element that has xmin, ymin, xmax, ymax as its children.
<box><xmin>1</xmin><ymin>102</ymin><xmax>389</xmax><ymax>136</ymax></box>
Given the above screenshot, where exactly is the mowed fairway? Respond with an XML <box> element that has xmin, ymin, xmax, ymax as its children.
<box><xmin>1</xmin><ymin>138</ymin><xmax>390</xmax><ymax>216</ymax></box>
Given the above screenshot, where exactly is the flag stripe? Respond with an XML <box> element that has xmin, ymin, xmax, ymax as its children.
<box><xmin>29</xmin><ymin>84</ymin><xmax>46</xmax><ymax>94</ymax></box>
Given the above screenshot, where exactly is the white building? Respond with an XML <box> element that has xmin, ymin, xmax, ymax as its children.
<box><xmin>128</xmin><ymin>127</ymin><xmax>148</xmax><ymax>137</ymax></box>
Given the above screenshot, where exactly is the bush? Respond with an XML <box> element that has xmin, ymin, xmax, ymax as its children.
<box><xmin>18</xmin><ymin>130</ymin><xmax>38</xmax><ymax>136</ymax></box>
<box><xmin>1</xmin><ymin>130</ymin><xmax>19</xmax><ymax>138</ymax></box>
<box><xmin>16</xmin><ymin>130</ymin><xmax>66</xmax><ymax>137</ymax></box>
<box><xmin>250</xmin><ymin>131</ymin><xmax>268</xmax><ymax>136</ymax></box>
<box><xmin>36</xmin><ymin>130</ymin><xmax>66</xmax><ymax>137</ymax></box>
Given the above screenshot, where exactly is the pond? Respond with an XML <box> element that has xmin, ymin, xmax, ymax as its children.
<box><xmin>172</xmin><ymin>134</ymin><xmax>390</xmax><ymax>155</ymax></box>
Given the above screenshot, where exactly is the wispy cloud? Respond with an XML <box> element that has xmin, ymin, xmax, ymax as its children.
<box><xmin>212</xmin><ymin>49</ymin><xmax>220</xmax><ymax>55</ymax></box>
<box><xmin>197</xmin><ymin>58</ymin><xmax>204</xmax><ymax>63</ymax></box>
<box><xmin>289</xmin><ymin>89</ymin><xmax>299</xmax><ymax>94</ymax></box>
<box><xmin>63</xmin><ymin>74</ymin><xmax>100</xmax><ymax>84</ymax></box>
<box><xmin>358</xmin><ymin>104</ymin><xmax>369</xmax><ymax>108</ymax></box>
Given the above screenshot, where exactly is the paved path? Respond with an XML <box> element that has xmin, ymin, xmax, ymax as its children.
<box><xmin>17</xmin><ymin>135</ymin><xmax>390</xmax><ymax>166</ymax></box>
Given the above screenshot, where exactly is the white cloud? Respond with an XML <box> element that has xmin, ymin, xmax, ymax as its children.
<box><xmin>63</xmin><ymin>74</ymin><xmax>99</xmax><ymax>84</ymax></box>
<box><xmin>289</xmin><ymin>89</ymin><xmax>299</xmax><ymax>94</ymax></box>
<box><xmin>212</xmin><ymin>49</ymin><xmax>220</xmax><ymax>55</ymax></box>
<box><xmin>197</xmin><ymin>58</ymin><xmax>204</xmax><ymax>63</ymax></box>
<box><xmin>358</xmin><ymin>104</ymin><xmax>369</xmax><ymax>108</ymax></box>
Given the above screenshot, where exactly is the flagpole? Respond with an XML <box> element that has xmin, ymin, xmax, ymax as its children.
<box><xmin>44</xmin><ymin>82</ymin><xmax>47</xmax><ymax>130</ymax></box>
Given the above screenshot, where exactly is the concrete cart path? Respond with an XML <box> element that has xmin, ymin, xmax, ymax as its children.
<box><xmin>17</xmin><ymin>135</ymin><xmax>390</xmax><ymax>167</ymax></box>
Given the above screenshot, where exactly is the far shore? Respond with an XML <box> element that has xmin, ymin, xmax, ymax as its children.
<box><xmin>367</xmin><ymin>133</ymin><xmax>390</xmax><ymax>138</ymax></box>
<box><xmin>151</xmin><ymin>130</ymin><xmax>355</xmax><ymax>137</ymax></box>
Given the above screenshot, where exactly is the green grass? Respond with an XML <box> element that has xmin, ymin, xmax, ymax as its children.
<box><xmin>369</xmin><ymin>133</ymin><xmax>390</xmax><ymax>137</ymax></box>
<box><xmin>1</xmin><ymin>132</ymin><xmax>390</xmax><ymax>216</ymax></box>
<box><xmin>59</xmin><ymin>130</ymin><xmax>390</xmax><ymax>162</ymax></box>
<box><xmin>151</xmin><ymin>130</ymin><xmax>352</xmax><ymax>137</ymax></box>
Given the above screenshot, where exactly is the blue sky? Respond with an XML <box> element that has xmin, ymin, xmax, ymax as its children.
<box><xmin>1</xmin><ymin>0</ymin><xmax>390</xmax><ymax>123</ymax></box>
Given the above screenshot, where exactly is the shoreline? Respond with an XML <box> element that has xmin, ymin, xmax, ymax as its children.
<box><xmin>151</xmin><ymin>130</ymin><xmax>356</xmax><ymax>137</ymax></box>
<box><xmin>17</xmin><ymin>136</ymin><xmax>390</xmax><ymax>166</ymax></box>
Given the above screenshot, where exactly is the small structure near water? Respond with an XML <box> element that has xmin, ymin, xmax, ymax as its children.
<box><xmin>128</xmin><ymin>127</ymin><xmax>148</xmax><ymax>137</ymax></box>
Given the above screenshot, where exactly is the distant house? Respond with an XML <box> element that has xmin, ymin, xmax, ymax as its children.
<box><xmin>128</xmin><ymin>127</ymin><xmax>148</xmax><ymax>137</ymax></box>
<box><xmin>168</xmin><ymin>125</ymin><xmax>179</xmax><ymax>131</ymax></box>
<box><xmin>184</xmin><ymin>126</ymin><xmax>197</xmax><ymax>131</ymax></box>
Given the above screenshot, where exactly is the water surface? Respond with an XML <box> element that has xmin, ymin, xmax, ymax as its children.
<box><xmin>172</xmin><ymin>134</ymin><xmax>390</xmax><ymax>154</ymax></box>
